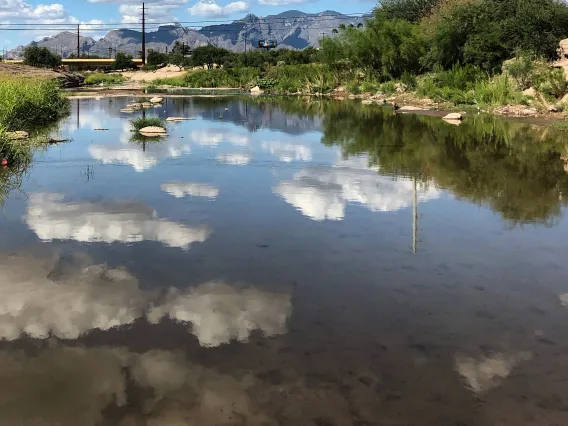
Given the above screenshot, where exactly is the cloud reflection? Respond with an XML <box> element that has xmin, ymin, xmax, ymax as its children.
<box><xmin>0</xmin><ymin>346</ymin><xmax>277</xmax><ymax>426</ymax></box>
<box><xmin>216</xmin><ymin>153</ymin><xmax>251</xmax><ymax>166</ymax></box>
<box><xmin>161</xmin><ymin>182</ymin><xmax>220</xmax><ymax>199</ymax></box>
<box><xmin>0</xmin><ymin>252</ymin><xmax>291</xmax><ymax>347</ymax></box>
<box><xmin>273</xmin><ymin>160</ymin><xmax>441</xmax><ymax>221</ymax></box>
<box><xmin>261</xmin><ymin>140</ymin><xmax>313</xmax><ymax>163</ymax></box>
<box><xmin>455</xmin><ymin>351</ymin><xmax>532</xmax><ymax>393</ymax></box>
<box><xmin>25</xmin><ymin>193</ymin><xmax>210</xmax><ymax>249</ymax></box>
<box><xmin>190</xmin><ymin>129</ymin><xmax>251</xmax><ymax>147</ymax></box>
<box><xmin>148</xmin><ymin>282</ymin><xmax>292</xmax><ymax>347</ymax></box>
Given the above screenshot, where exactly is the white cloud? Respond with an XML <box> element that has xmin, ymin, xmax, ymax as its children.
<box><xmin>455</xmin><ymin>352</ymin><xmax>532</xmax><ymax>393</ymax></box>
<box><xmin>258</xmin><ymin>0</ymin><xmax>315</xmax><ymax>5</ymax></box>
<box><xmin>148</xmin><ymin>281</ymin><xmax>292</xmax><ymax>347</ymax></box>
<box><xmin>161</xmin><ymin>182</ymin><xmax>220</xmax><ymax>199</ymax></box>
<box><xmin>261</xmin><ymin>140</ymin><xmax>312</xmax><ymax>163</ymax></box>
<box><xmin>273</xmin><ymin>159</ymin><xmax>441</xmax><ymax>221</ymax></box>
<box><xmin>188</xmin><ymin>0</ymin><xmax>249</xmax><ymax>18</ymax></box>
<box><xmin>216</xmin><ymin>153</ymin><xmax>251</xmax><ymax>165</ymax></box>
<box><xmin>25</xmin><ymin>193</ymin><xmax>211</xmax><ymax>249</ymax></box>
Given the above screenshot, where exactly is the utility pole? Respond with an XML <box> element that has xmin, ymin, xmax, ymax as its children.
<box><xmin>108</xmin><ymin>46</ymin><xmax>112</xmax><ymax>59</ymax></box>
<box><xmin>141</xmin><ymin>2</ymin><xmax>146</xmax><ymax>64</ymax></box>
<box><xmin>412</xmin><ymin>177</ymin><xmax>418</xmax><ymax>254</ymax></box>
<box><xmin>77</xmin><ymin>24</ymin><xmax>80</xmax><ymax>58</ymax></box>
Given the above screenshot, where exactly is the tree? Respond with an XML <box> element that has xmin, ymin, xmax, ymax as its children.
<box><xmin>112</xmin><ymin>51</ymin><xmax>136</xmax><ymax>71</ymax></box>
<box><xmin>191</xmin><ymin>45</ymin><xmax>232</xmax><ymax>69</ymax></box>
<box><xmin>147</xmin><ymin>50</ymin><xmax>168</xmax><ymax>66</ymax></box>
<box><xmin>376</xmin><ymin>0</ymin><xmax>441</xmax><ymax>22</ymax></box>
<box><xmin>23</xmin><ymin>46</ymin><xmax>61</xmax><ymax>68</ymax></box>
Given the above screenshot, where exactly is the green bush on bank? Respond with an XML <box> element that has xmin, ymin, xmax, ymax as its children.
<box><xmin>0</xmin><ymin>77</ymin><xmax>68</xmax><ymax>130</ymax></box>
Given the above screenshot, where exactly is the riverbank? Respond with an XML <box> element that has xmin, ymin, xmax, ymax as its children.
<box><xmin>0</xmin><ymin>76</ymin><xmax>69</xmax><ymax>165</ymax></box>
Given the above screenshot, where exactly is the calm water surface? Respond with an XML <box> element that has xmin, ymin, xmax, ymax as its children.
<box><xmin>1</xmin><ymin>97</ymin><xmax>568</xmax><ymax>426</ymax></box>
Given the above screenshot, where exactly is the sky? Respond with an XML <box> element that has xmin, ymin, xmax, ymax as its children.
<box><xmin>0</xmin><ymin>0</ymin><xmax>375</xmax><ymax>48</ymax></box>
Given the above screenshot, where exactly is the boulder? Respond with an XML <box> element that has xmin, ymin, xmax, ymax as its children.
<box><xmin>399</xmin><ymin>105</ymin><xmax>425</xmax><ymax>112</ymax></box>
<box><xmin>522</xmin><ymin>87</ymin><xmax>537</xmax><ymax>97</ymax></box>
<box><xmin>559</xmin><ymin>39</ymin><xmax>568</xmax><ymax>59</ymax></box>
<box><xmin>139</xmin><ymin>126</ymin><xmax>167</xmax><ymax>136</ymax></box>
<box><xmin>548</xmin><ymin>105</ymin><xmax>560</xmax><ymax>113</ymax></box>
<box><xmin>127</xmin><ymin>103</ymin><xmax>143</xmax><ymax>109</ymax></box>
<box><xmin>150</xmin><ymin>97</ymin><xmax>164</xmax><ymax>104</ymax></box>
<box><xmin>6</xmin><ymin>131</ymin><xmax>29</xmax><ymax>140</ymax></box>
<box><xmin>120</xmin><ymin>108</ymin><xmax>136</xmax><ymax>113</ymax></box>
<box><xmin>250</xmin><ymin>86</ymin><xmax>264</xmax><ymax>94</ymax></box>
<box><xmin>361</xmin><ymin>100</ymin><xmax>374</xmax><ymax>105</ymax></box>
<box><xmin>141</xmin><ymin>102</ymin><xmax>153</xmax><ymax>108</ymax></box>
<box><xmin>443</xmin><ymin>113</ymin><xmax>463</xmax><ymax>121</ymax></box>
<box><xmin>562</xmin><ymin>93</ymin><xmax>568</xmax><ymax>103</ymax></box>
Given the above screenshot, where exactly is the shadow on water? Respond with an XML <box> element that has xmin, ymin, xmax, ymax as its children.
<box><xmin>1</xmin><ymin>97</ymin><xmax>568</xmax><ymax>426</ymax></box>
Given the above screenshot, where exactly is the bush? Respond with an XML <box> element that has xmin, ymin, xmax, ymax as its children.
<box><xmin>505</xmin><ymin>54</ymin><xmax>534</xmax><ymax>90</ymax></box>
<box><xmin>113</xmin><ymin>52</ymin><xmax>136</xmax><ymax>71</ymax></box>
<box><xmin>380</xmin><ymin>81</ymin><xmax>396</xmax><ymax>95</ymax></box>
<box><xmin>0</xmin><ymin>77</ymin><xmax>68</xmax><ymax>130</ymax></box>
<box><xmin>184</xmin><ymin>67</ymin><xmax>258</xmax><ymax>88</ymax></box>
<box><xmin>23</xmin><ymin>46</ymin><xmax>61</xmax><ymax>68</ymax></box>
<box><xmin>130</xmin><ymin>117</ymin><xmax>165</xmax><ymax>131</ymax></box>
<box><xmin>360</xmin><ymin>81</ymin><xmax>380</xmax><ymax>93</ymax></box>
<box><xmin>534</xmin><ymin>68</ymin><xmax>568</xmax><ymax>99</ymax></box>
<box><xmin>84</xmin><ymin>73</ymin><xmax>125</xmax><ymax>86</ymax></box>
<box><xmin>147</xmin><ymin>50</ymin><xmax>168</xmax><ymax>67</ymax></box>
<box><xmin>471</xmin><ymin>74</ymin><xmax>524</xmax><ymax>106</ymax></box>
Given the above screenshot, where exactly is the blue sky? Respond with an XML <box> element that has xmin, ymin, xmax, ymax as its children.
<box><xmin>0</xmin><ymin>0</ymin><xmax>375</xmax><ymax>48</ymax></box>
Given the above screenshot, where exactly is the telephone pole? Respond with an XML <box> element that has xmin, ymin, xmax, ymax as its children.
<box><xmin>141</xmin><ymin>2</ymin><xmax>146</xmax><ymax>64</ymax></box>
<box><xmin>77</xmin><ymin>25</ymin><xmax>80</xmax><ymax>58</ymax></box>
<box><xmin>244</xmin><ymin>32</ymin><xmax>247</xmax><ymax>66</ymax></box>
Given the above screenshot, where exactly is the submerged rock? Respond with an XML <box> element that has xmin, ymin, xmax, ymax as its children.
<box><xmin>250</xmin><ymin>86</ymin><xmax>264</xmax><ymax>95</ymax></box>
<box><xmin>150</xmin><ymin>97</ymin><xmax>164</xmax><ymax>104</ymax></box>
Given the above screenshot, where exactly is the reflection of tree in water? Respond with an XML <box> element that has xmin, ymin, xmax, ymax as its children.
<box><xmin>316</xmin><ymin>102</ymin><xmax>568</xmax><ymax>226</ymax></box>
<box><xmin>0</xmin><ymin>166</ymin><xmax>28</xmax><ymax>206</ymax></box>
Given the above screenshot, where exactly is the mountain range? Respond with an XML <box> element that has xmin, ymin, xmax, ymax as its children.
<box><xmin>9</xmin><ymin>10</ymin><xmax>365</xmax><ymax>59</ymax></box>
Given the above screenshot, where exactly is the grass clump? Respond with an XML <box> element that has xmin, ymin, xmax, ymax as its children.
<box><xmin>84</xmin><ymin>73</ymin><xmax>125</xmax><ymax>86</ymax></box>
<box><xmin>0</xmin><ymin>77</ymin><xmax>69</xmax><ymax>130</ymax></box>
<box><xmin>130</xmin><ymin>117</ymin><xmax>165</xmax><ymax>131</ymax></box>
<box><xmin>152</xmin><ymin>76</ymin><xmax>186</xmax><ymax>87</ymax></box>
<box><xmin>184</xmin><ymin>67</ymin><xmax>258</xmax><ymax>88</ymax></box>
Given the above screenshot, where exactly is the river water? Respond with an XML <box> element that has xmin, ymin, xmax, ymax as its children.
<box><xmin>1</xmin><ymin>96</ymin><xmax>568</xmax><ymax>426</ymax></box>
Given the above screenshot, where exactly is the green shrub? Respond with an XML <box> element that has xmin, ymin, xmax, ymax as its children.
<box><xmin>380</xmin><ymin>81</ymin><xmax>396</xmax><ymax>95</ymax></box>
<box><xmin>0</xmin><ymin>77</ymin><xmax>68</xmax><ymax>130</ymax></box>
<box><xmin>360</xmin><ymin>81</ymin><xmax>380</xmax><ymax>93</ymax></box>
<box><xmin>130</xmin><ymin>117</ymin><xmax>165</xmax><ymax>131</ymax></box>
<box><xmin>401</xmin><ymin>72</ymin><xmax>417</xmax><ymax>90</ymax></box>
<box><xmin>534</xmin><ymin>68</ymin><xmax>567</xmax><ymax>99</ymax></box>
<box><xmin>113</xmin><ymin>52</ymin><xmax>136</xmax><ymax>71</ymax></box>
<box><xmin>505</xmin><ymin>54</ymin><xmax>534</xmax><ymax>89</ymax></box>
<box><xmin>183</xmin><ymin>68</ymin><xmax>258</xmax><ymax>88</ymax></box>
<box><xmin>471</xmin><ymin>74</ymin><xmax>524</xmax><ymax>106</ymax></box>
<box><xmin>84</xmin><ymin>73</ymin><xmax>125</xmax><ymax>86</ymax></box>
<box><xmin>152</xmin><ymin>76</ymin><xmax>186</xmax><ymax>87</ymax></box>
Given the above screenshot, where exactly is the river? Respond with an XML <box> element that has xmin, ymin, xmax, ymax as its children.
<box><xmin>0</xmin><ymin>96</ymin><xmax>567</xmax><ymax>426</ymax></box>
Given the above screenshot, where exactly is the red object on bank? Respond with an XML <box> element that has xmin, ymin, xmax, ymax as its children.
<box><xmin>1</xmin><ymin>159</ymin><xmax>7</xmax><ymax>167</ymax></box>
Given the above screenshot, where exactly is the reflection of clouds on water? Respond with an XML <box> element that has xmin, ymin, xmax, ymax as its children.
<box><xmin>273</xmin><ymin>159</ymin><xmax>441</xmax><ymax>221</ymax></box>
<box><xmin>191</xmin><ymin>129</ymin><xmax>251</xmax><ymax>147</ymax></box>
<box><xmin>559</xmin><ymin>293</ymin><xmax>568</xmax><ymax>307</ymax></box>
<box><xmin>161</xmin><ymin>182</ymin><xmax>220</xmax><ymax>199</ymax></box>
<box><xmin>148</xmin><ymin>282</ymin><xmax>292</xmax><ymax>347</ymax></box>
<box><xmin>0</xmin><ymin>253</ymin><xmax>145</xmax><ymax>340</ymax></box>
<box><xmin>25</xmin><ymin>193</ymin><xmax>210</xmax><ymax>249</ymax></box>
<box><xmin>216</xmin><ymin>153</ymin><xmax>251</xmax><ymax>166</ymax></box>
<box><xmin>89</xmin><ymin>123</ymin><xmax>191</xmax><ymax>172</ymax></box>
<box><xmin>0</xmin><ymin>346</ymin><xmax>277</xmax><ymax>426</ymax></box>
<box><xmin>261</xmin><ymin>140</ymin><xmax>313</xmax><ymax>163</ymax></box>
<box><xmin>0</xmin><ymin>252</ymin><xmax>291</xmax><ymax>347</ymax></box>
<box><xmin>455</xmin><ymin>352</ymin><xmax>532</xmax><ymax>393</ymax></box>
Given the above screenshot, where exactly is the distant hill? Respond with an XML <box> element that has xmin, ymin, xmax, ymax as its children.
<box><xmin>8</xmin><ymin>10</ymin><xmax>365</xmax><ymax>59</ymax></box>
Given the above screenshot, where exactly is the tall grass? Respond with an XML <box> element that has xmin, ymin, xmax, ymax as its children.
<box><xmin>0</xmin><ymin>76</ymin><xmax>69</xmax><ymax>130</ymax></box>
<box><xmin>183</xmin><ymin>68</ymin><xmax>259</xmax><ymax>88</ymax></box>
<box><xmin>152</xmin><ymin>76</ymin><xmax>186</xmax><ymax>87</ymax></box>
<box><xmin>84</xmin><ymin>73</ymin><xmax>125</xmax><ymax>86</ymax></box>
